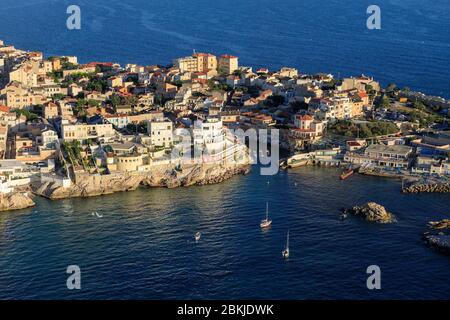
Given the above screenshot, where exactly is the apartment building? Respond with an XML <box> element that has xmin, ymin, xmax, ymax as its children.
<box><xmin>6</xmin><ymin>88</ymin><xmax>44</xmax><ymax>109</ymax></box>
<box><xmin>174</xmin><ymin>53</ymin><xmax>217</xmax><ymax>73</ymax></box>
<box><xmin>193</xmin><ymin>53</ymin><xmax>217</xmax><ymax>72</ymax></box>
<box><xmin>147</xmin><ymin>119</ymin><xmax>173</xmax><ymax>148</ymax></box>
<box><xmin>9</xmin><ymin>64</ymin><xmax>38</xmax><ymax>87</ymax></box>
<box><xmin>61</xmin><ymin>123</ymin><xmax>116</xmax><ymax>141</ymax></box>
<box><xmin>105</xmin><ymin>111</ymin><xmax>164</xmax><ymax>129</ymax></box>
<box><xmin>174</xmin><ymin>56</ymin><xmax>199</xmax><ymax>73</ymax></box>
<box><xmin>218</xmin><ymin>55</ymin><xmax>239</xmax><ymax>75</ymax></box>
<box><xmin>193</xmin><ymin>118</ymin><xmax>224</xmax><ymax>153</ymax></box>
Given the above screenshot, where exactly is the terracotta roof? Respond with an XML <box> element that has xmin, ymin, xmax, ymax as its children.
<box><xmin>0</xmin><ymin>105</ymin><xmax>10</xmax><ymax>113</ymax></box>
<box><xmin>358</xmin><ymin>91</ymin><xmax>368</xmax><ymax>98</ymax></box>
<box><xmin>295</xmin><ymin>114</ymin><xmax>313</xmax><ymax>121</ymax></box>
<box><xmin>221</xmin><ymin>54</ymin><xmax>238</xmax><ymax>59</ymax></box>
<box><xmin>85</xmin><ymin>62</ymin><xmax>114</xmax><ymax>68</ymax></box>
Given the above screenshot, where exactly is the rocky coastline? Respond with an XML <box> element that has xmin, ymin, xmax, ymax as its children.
<box><xmin>343</xmin><ymin>202</ymin><xmax>396</xmax><ymax>223</ymax></box>
<box><xmin>0</xmin><ymin>191</ymin><xmax>35</xmax><ymax>212</ymax></box>
<box><xmin>33</xmin><ymin>163</ymin><xmax>251</xmax><ymax>200</ymax></box>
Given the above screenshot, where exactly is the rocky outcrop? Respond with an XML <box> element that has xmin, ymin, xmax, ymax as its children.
<box><xmin>33</xmin><ymin>163</ymin><xmax>251</xmax><ymax>200</ymax></box>
<box><xmin>34</xmin><ymin>173</ymin><xmax>142</xmax><ymax>200</ymax></box>
<box><xmin>423</xmin><ymin>219</ymin><xmax>450</xmax><ymax>255</ymax></box>
<box><xmin>428</xmin><ymin>219</ymin><xmax>450</xmax><ymax>230</ymax></box>
<box><xmin>343</xmin><ymin>202</ymin><xmax>396</xmax><ymax>223</ymax></box>
<box><xmin>402</xmin><ymin>182</ymin><xmax>450</xmax><ymax>193</ymax></box>
<box><xmin>422</xmin><ymin>234</ymin><xmax>450</xmax><ymax>254</ymax></box>
<box><xmin>142</xmin><ymin>163</ymin><xmax>250</xmax><ymax>188</ymax></box>
<box><xmin>0</xmin><ymin>192</ymin><xmax>35</xmax><ymax>212</ymax></box>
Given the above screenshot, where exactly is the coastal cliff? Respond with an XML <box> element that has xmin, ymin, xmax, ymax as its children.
<box><xmin>0</xmin><ymin>192</ymin><xmax>35</xmax><ymax>212</ymax></box>
<box><xmin>33</xmin><ymin>163</ymin><xmax>250</xmax><ymax>200</ymax></box>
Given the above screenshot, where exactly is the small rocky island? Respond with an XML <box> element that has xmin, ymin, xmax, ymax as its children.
<box><xmin>343</xmin><ymin>202</ymin><xmax>396</xmax><ymax>223</ymax></box>
<box><xmin>422</xmin><ymin>219</ymin><xmax>450</xmax><ymax>255</ymax></box>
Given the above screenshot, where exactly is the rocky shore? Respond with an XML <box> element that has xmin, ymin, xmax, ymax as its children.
<box><xmin>343</xmin><ymin>202</ymin><xmax>396</xmax><ymax>223</ymax></box>
<box><xmin>0</xmin><ymin>192</ymin><xmax>35</xmax><ymax>212</ymax></box>
<box><xmin>423</xmin><ymin>219</ymin><xmax>450</xmax><ymax>255</ymax></box>
<box><xmin>402</xmin><ymin>182</ymin><xmax>450</xmax><ymax>193</ymax></box>
<box><xmin>33</xmin><ymin>163</ymin><xmax>250</xmax><ymax>200</ymax></box>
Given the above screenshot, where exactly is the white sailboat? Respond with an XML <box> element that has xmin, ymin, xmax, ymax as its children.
<box><xmin>260</xmin><ymin>202</ymin><xmax>272</xmax><ymax>228</ymax></box>
<box><xmin>282</xmin><ymin>231</ymin><xmax>290</xmax><ymax>259</ymax></box>
<box><xmin>195</xmin><ymin>232</ymin><xmax>201</xmax><ymax>242</ymax></box>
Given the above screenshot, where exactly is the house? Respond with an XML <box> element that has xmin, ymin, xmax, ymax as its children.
<box><xmin>108</xmin><ymin>76</ymin><xmax>123</xmax><ymax>88</ymax></box>
<box><xmin>43</xmin><ymin>102</ymin><xmax>59</xmax><ymax>119</ymax></box>
<box><xmin>291</xmin><ymin>114</ymin><xmax>324</xmax><ymax>140</ymax></box>
<box><xmin>0</xmin><ymin>160</ymin><xmax>36</xmax><ymax>193</ymax></box>
<box><xmin>412</xmin><ymin>154</ymin><xmax>450</xmax><ymax>175</ymax></box>
<box><xmin>68</xmin><ymin>83</ymin><xmax>83</xmax><ymax>97</ymax></box>
<box><xmin>220</xmin><ymin>111</ymin><xmax>240</xmax><ymax>124</ymax></box>
<box><xmin>157</xmin><ymin>82</ymin><xmax>178</xmax><ymax>99</ymax></box>
<box><xmin>38</xmin><ymin>128</ymin><xmax>59</xmax><ymax>149</ymax></box>
<box><xmin>346</xmin><ymin>140</ymin><xmax>367</xmax><ymax>151</ymax></box>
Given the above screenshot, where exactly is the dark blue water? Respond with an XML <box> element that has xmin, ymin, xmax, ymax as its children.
<box><xmin>0</xmin><ymin>0</ymin><xmax>449</xmax><ymax>98</ymax></box>
<box><xmin>0</xmin><ymin>167</ymin><xmax>449</xmax><ymax>299</ymax></box>
<box><xmin>1</xmin><ymin>0</ymin><xmax>450</xmax><ymax>299</ymax></box>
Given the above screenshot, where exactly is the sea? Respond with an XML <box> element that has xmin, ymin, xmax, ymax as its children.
<box><xmin>0</xmin><ymin>0</ymin><xmax>449</xmax><ymax>299</ymax></box>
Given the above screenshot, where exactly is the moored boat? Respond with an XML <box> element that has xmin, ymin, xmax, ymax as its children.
<box><xmin>340</xmin><ymin>169</ymin><xmax>354</xmax><ymax>180</ymax></box>
<box><xmin>260</xmin><ymin>202</ymin><xmax>272</xmax><ymax>228</ymax></box>
<box><xmin>282</xmin><ymin>231</ymin><xmax>290</xmax><ymax>259</ymax></box>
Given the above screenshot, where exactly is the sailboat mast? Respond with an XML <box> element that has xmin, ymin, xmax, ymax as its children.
<box><xmin>287</xmin><ymin>231</ymin><xmax>290</xmax><ymax>249</ymax></box>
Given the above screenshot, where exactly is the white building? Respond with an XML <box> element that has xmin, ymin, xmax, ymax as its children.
<box><xmin>38</xmin><ymin>128</ymin><xmax>59</xmax><ymax>149</ymax></box>
<box><xmin>147</xmin><ymin>119</ymin><xmax>173</xmax><ymax>148</ymax></box>
<box><xmin>193</xmin><ymin>118</ymin><xmax>225</xmax><ymax>154</ymax></box>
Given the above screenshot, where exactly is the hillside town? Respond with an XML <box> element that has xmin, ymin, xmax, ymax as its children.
<box><xmin>0</xmin><ymin>39</ymin><xmax>449</xmax><ymax>210</ymax></box>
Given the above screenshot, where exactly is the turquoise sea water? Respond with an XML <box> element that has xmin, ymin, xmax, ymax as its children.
<box><xmin>0</xmin><ymin>0</ymin><xmax>450</xmax><ymax>299</ymax></box>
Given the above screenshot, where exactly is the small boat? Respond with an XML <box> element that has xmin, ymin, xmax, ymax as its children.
<box><xmin>340</xmin><ymin>168</ymin><xmax>354</xmax><ymax>180</ymax></box>
<box><xmin>260</xmin><ymin>202</ymin><xmax>272</xmax><ymax>229</ymax></box>
<box><xmin>282</xmin><ymin>231</ymin><xmax>290</xmax><ymax>259</ymax></box>
<box><xmin>194</xmin><ymin>232</ymin><xmax>201</xmax><ymax>242</ymax></box>
<box><xmin>339</xmin><ymin>213</ymin><xmax>348</xmax><ymax>221</ymax></box>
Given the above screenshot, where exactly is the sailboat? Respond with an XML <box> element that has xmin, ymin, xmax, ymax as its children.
<box><xmin>195</xmin><ymin>232</ymin><xmax>201</xmax><ymax>242</ymax></box>
<box><xmin>260</xmin><ymin>202</ymin><xmax>272</xmax><ymax>228</ymax></box>
<box><xmin>282</xmin><ymin>231</ymin><xmax>290</xmax><ymax>259</ymax></box>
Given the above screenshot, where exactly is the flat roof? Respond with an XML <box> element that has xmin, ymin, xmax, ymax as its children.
<box><xmin>366</xmin><ymin>144</ymin><xmax>412</xmax><ymax>154</ymax></box>
<box><xmin>0</xmin><ymin>159</ymin><xmax>29</xmax><ymax>170</ymax></box>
